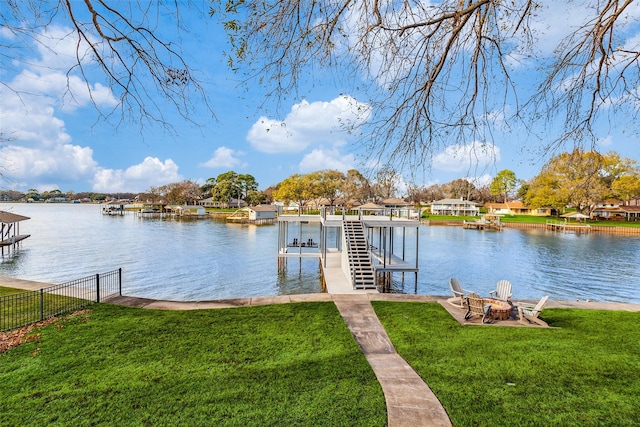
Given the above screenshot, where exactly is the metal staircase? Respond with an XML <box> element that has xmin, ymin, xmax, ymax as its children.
<box><xmin>343</xmin><ymin>221</ymin><xmax>376</xmax><ymax>289</ymax></box>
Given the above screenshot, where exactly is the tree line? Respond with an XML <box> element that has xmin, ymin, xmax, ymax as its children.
<box><xmin>4</xmin><ymin>150</ymin><xmax>639</xmax><ymax>214</ymax></box>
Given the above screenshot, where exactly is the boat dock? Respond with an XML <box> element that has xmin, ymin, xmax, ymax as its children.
<box><xmin>463</xmin><ymin>214</ymin><xmax>503</xmax><ymax>231</ymax></box>
<box><xmin>462</xmin><ymin>220</ymin><xmax>502</xmax><ymax>230</ymax></box>
<box><xmin>277</xmin><ymin>208</ymin><xmax>421</xmax><ymax>294</ymax></box>
<box><xmin>0</xmin><ymin>210</ymin><xmax>30</xmax><ymax>255</ymax></box>
<box><xmin>546</xmin><ymin>221</ymin><xmax>592</xmax><ymax>233</ymax></box>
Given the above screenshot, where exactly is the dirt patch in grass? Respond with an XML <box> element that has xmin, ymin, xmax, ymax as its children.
<box><xmin>1</xmin><ymin>309</ymin><xmax>92</xmax><ymax>353</ymax></box>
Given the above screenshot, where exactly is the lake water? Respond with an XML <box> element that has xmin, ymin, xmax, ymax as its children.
<box><xmin>1</xmin><ymin>203</ymin><xmax>639</xmax><ymax>303</ymax></box>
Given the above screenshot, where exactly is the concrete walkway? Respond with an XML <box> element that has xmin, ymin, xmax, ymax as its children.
<box><xmin>332</xmin><ymin>294</ymin><xmax>452</xmax><ymax>427</ymax></box>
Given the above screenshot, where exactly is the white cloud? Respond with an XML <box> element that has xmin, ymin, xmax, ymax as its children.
<box><xmin>0</xmin><ymin>24</ymin><xmax>123</xmax><ymax>191</ymax></box>
<box><xmin>598</xmin><ymin>135</ymin><xmax>614</xmax><ymax>147</ymax></box>
<box><xmin>298</xmin><ymin>148</ymin><xmax>357</xmax><ymax>173</ymax></box>
<box><xmin>247</xmin><ymin>96</ymin><xmax>371</xmax><ymax>154</ymax></box>
<box><xmin>92</xmin><ymin>157</ymin><xmax>182</xmax><ymax>193</ymax></box>
<box><xmin>200</xmin><ymin>147</ymin><xmax>246</xmax><ymax>168</ymax></box>
<box><xmin>0</xmin><ymin>143</ymin><xmax>98</xmax><ymax>180</ymax></box>
<box><xmin>433</xmin><ymin>141</ymin><xmax>500</xmax><ymax>172</ymax></box>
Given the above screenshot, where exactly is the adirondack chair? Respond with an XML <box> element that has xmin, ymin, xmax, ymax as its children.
<box><xmin>448</xmin><ymin>278</ymin><xmax>472</xmax><ymax>308</ymax></box>
<box><xmin>489</xmin><ymin>279</ymin><xmax>512</xmax><ymax>302</ymax></box>
<box><xmin>464</xmin><ymin>292</ymin><xmax>492</xmax><ymax>324</ymax></box>
<box><xmin>517</xmin><ymin>296</ymin><xmax>549</xmax><ymax>326</ymax></box>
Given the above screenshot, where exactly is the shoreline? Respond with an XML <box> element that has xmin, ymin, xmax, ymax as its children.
<box><xmin>3</xmin><ymin>277</ymin><xmax>640</xmax><ymax>309</ymax></box>
<box><xmin>423</xmin><ymin>219</ymin><xmax>640</xmax><ymax>234</ymax></box>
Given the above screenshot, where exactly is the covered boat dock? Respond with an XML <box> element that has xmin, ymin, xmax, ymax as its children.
<box><xmin>277</xmin><ymin>207</ymin><xmax>421</xmax><ymax>294</ymax></box>
<box><xmin>0</xmin><ymin>210</ymin><xmax>30</xmax><ymax>255</ymax></box>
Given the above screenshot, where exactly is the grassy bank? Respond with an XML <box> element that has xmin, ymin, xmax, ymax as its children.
<box><xmin>3</xmin><ymin>300</ymin><xmax>640</xmax><ymax>426</ymax></box>
<box><xmin>423</xmin><ymin>214</ymin><xmax>640</xmax><ymax>228</ymax></box>
<box><xmin>373</xmin><ymin>301</ymin><xmax>640</xmax><ymax>426</ymax></box>
<box><xmin>1</xmin><ymin>286</ymin><xmax>90</xmax><ymax>331</ymax></box>
<box><xmin>0</xmin><ymin>303</ymin><xmax>385</xmax><ymax>427</ymax></box>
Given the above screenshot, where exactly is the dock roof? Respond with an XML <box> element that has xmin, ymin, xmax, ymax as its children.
<box><xmin>0</xmin><ymin>210</ymin><xmax>30</xmax><ymax>223</ymax></box>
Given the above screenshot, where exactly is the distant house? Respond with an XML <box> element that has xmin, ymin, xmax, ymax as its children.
<box><xmin>430</xmin><ymin>199</ymin><xmax>479</xmax><ymax>216</ymax></box>
<box><xmin>197</xmin><ymin>197</ymin><xmax>245</xmax><ymax>208</ymax></box>
<box><xmin>228</xmin><ymin>198</ymin><xmax>246</xmax><ymax>208</ymax></box>
<box><xmin>246</xmin><ymin>205</ymin><xmax>277</xmax><ymax>220</ymax></box>
<box><xmin>358</xmin><ymin>202</ymin><xmax>384</xmax><ymax>215</ymax></box>
<box><xmin>591</xmin><ymin>201</ymin><xmax>640</xmax><ymax>221</ymax></box>
<box><xmin>273</xmin><ymin>201</ymin><xmax>300</xmax><ymax>213</ymax></box>
<box><xmin>198</xmin><ymin>197</ymin><xmax>226</xmax><ymax>208</ymax></box>
<box><xmin>381</xmin><ymin>198</ymin><xmax>409</xmax><ymax>208</ymax></box>
<box><xmin>46</xmin><ymin>197</ymin><xmax>68</xmax><ymax>203</ymax></box>
<box><xmin>484</xmin><ymin>201</ymin><xmax>552</xmax><ymax>216</ymax></box>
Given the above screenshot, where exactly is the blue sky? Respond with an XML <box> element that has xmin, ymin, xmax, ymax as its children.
<box><xmin>1</xmin><ymin>2</ymin><xmax>638</xmax><ymax>195</ymax></box>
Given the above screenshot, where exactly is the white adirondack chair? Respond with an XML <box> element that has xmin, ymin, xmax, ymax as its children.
<box><xmin>489</xmin><ymin>279</ymin><xmax>512</xmax><ymax>302</ymax></box>
<box><xmin>517</xmin><ymin>296</ymin><xmax>550</xmax><ymax>327</ymax></box>
<box><xmin>448</xmin><ymin>278</ymin><xmax>472</xmax><ymax>308</ymax></box>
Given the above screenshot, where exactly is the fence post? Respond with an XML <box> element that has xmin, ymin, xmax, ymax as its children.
<box><xmin>118</xmin><ymin>268</ymin><xmax>122</xmax><ymax>296</ymax></box>
<box><xmin>40</xmin><ymin>289</ymin><xmax>44</xmax><ymax>321</ymax></box>
<box><xmin>96</xmin><ymin>273</ymin><xmax>100</xmax><ymax>303</ymax></box>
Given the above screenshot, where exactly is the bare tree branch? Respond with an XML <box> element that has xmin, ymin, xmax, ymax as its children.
<box><xmin>1</xmin><ymin>0</ymin><xmax>214</xmax><ymax>133</ymax></box>
<box><xmin>213</xmin><ymin>0</ymin><xmax>639</xmax><ymax>168</ymax></box>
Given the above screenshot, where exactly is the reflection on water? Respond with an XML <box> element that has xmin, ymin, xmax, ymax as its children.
<box><xmin>1</xmin><ymin>203</ymin><xmax>639</xmax><ymax>303</ymax></box>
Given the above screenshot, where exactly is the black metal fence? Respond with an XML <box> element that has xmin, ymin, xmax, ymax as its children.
<box><xmin>1</xmin><ymin>268</ymin><xmax>122</xmax><ymax>332</ymax></box>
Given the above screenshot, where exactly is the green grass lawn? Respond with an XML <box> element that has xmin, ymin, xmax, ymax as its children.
<box><xmin>499</xmin><ymin>214</ymin><xmax>640</xmax><ymax>227</ymax></box>
<box><xmin>373</xmin><ymin>301</ymin><xmax>640</xmax><ymax>426</ymax></box>
<box><xmin>4</xmin><ymin>299</ymin><xmax>640</xmax><ymax>426</ymax></box>
<box><xmin>423</xmin><ymin>214</ymin><xmax>640</xmax><ymax>227</ymax></box>
<box><xmin>0</xmin><ymin>286</ymin><xmax>22</xmax><ymax>296</ymax></box>
<box><xmin>1</xmin><ymin>286</ymin><xmax>91</xmax><ymax>331</ymax></box>
<box><xmin>0</xmin><ymin>302</ymin><xmax>385</xmax><ymax>427</ymax></box>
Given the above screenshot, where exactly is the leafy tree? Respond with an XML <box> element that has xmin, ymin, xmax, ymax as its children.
<box><xmin>25</xmin><ymin>189</ymin><xmax>40</xmax><ymax>201</ymax></box>
<box><xmin>525</xmin><ymin>149</ymin><xmax>636</xmax><ymax>214</ymax></box>
<box><xmin>213</xmin><ymin>0</ymin><xmax>640</xmax><ymax>164</ymax></box>
<box><xmin>211</xmin><ymin>171</ymin><xmax>240</xmax><ymax>205</ymax></box>
<box><xmin>490</xmin><ymin>170</ymin><xmax>518</xmax><ymax>203</ymax></box>
<box><xmin>516</xmin><ymin>181</ymin><xmax>530</xmax><ymax>201</ymax></box>
<box><xmin>612</xmin><ymin>169</ymin><xmax>640</xmax><ymax>204</ymax></box>
<box><xmin>237</xmin><ymin>174</ymin><xmax>259</xmax><ymax>199</ymax></box>
<box><xmin>244</xmin><ymin>190</ymin><xmax>266</xmax><ymax>206</ymax></box>
<box><xmin>308</xmin><ymin>170</ymin><xmax>346</xmax><ymax>206</ymax></box>
<box><xmin>273</xmin><ymin>174</ymin><xmax>314</xmax><ymax>208</ymax></box>
<box><xmin>200</xmin><ymin>177</ymin><xmax>216</xmax><ymax>197</ymax></box>
<box><xmin>209</xmin><ymin>171</ymin><xmax>258</xmax><ymax>207</ymax></box>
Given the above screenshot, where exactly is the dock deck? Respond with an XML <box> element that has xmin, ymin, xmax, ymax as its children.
<box><xmin>546</xmin><ymin>221</ymin><xmax>591</xmax><ymax>233</ymax></box>
<box><xmin>322</xmin><ymin>250</ymin><xmax>378</xmax><ymax>295</ymax></box>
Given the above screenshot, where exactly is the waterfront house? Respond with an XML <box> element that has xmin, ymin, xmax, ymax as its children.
<box><xmin>484</xmin><ymin>201</ymin><xmax>553</xmax><ymax>216</ymax></box>
<box><xmin>381</xmin><ymin>198</ymin><xmax>409</xmax><ymax>208</ymax></box>
<box><xmin>430</xmin><ymin>198</ymin><xmax>480</xmax><ymax>216</ymax></box>
<box><xmin>591</xmin><ymin>201</ymin><xmax>640</xmax><ymax>221</ymax></box>
<box><xmin>198</xmin><ymin>197</ymin><xmax>227</xmax><ymax>208</ymax></box>
<box><xmin>273</xmin><ymin>201</ymin><xmax>301</xmax><ymax>213</ymax></box>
